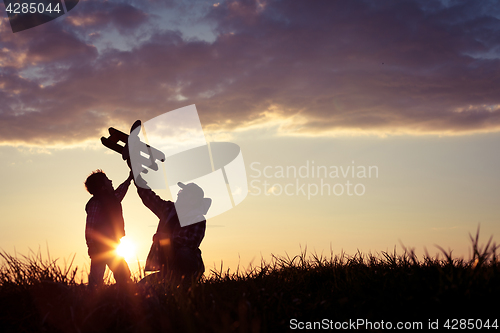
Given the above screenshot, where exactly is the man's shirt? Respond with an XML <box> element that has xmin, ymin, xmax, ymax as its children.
<box><xmin>136</xmin><ymin>186</ymin><xmax>206</xmax><ymax>249</ymax></box>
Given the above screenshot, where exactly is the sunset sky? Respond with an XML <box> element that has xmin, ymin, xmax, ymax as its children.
<box><xmin>1</xmin><ymin>0</ymin><xmax>500</xmax><ymax>281</ymax></box>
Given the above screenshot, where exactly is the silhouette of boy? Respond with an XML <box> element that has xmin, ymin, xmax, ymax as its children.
<box><xmin>135</xmin><ymin>178</ymin><xmax>211</xmax><ymax>284</ymax></box>
<box><xmin>84</xmin><ymin>170</ymin><xmax>132</xmax><ymax>286</ymax></box>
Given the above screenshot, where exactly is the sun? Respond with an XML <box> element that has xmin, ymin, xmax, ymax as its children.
<box><xmin>116</xmin><ymin>236</ymin><xmax>136</xmax><ymax>261</ymax></box>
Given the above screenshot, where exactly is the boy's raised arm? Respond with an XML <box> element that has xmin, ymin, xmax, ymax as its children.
<box><xmin>114</xmin><ymin>172</ymin><xmax>134</xmax><ymax>202</ymax></box>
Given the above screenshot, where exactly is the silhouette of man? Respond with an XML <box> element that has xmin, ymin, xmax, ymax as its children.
<box><xmin>84</xmin><ymin>170</ymin><xmax>132</xmax><ymax>286</ymax></box>
<box><xmin>135</xmin><ymin>177</ymin><xmax>211</xmax><ymax>284</ymax></box>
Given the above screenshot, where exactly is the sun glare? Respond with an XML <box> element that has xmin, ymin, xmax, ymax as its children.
<box><xmin>116</xmin><ymin>237</ymin><xmax>136</xmax><ymax>261</ymax></box>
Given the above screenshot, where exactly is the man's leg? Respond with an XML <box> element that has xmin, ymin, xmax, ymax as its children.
<box><xmin>174</xmin><ymin>247</ymin><xmax>205</xmax><ymax>282</ymax></box>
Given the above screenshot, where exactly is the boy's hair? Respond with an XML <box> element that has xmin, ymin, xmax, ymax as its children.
<box><xmin>85</xmin><ymin>169</ymin><xmax>107</xmax><ymax>195</ymax></box>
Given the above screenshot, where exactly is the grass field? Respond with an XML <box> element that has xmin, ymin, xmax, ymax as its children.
<box><xmin>0</xmin><ymin>229</ymin><xmax>498</xmax><ymax>332</ymax></box>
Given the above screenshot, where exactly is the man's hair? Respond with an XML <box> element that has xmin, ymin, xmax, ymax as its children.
<box><xmin>85</xmin><ymin>169</ymin><xmax>107</xmax><ymax>195</ymax></box>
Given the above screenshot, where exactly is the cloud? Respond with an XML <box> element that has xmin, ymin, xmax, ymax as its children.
<box><xmin>1</xmin><ymin>0</ymin><xmax>500</xmax><ymax>146</ymax></box>
<box><xmin>65</xmin><ymin>0</ymin><xmax>149</xmax><ymax>31</ymax></box>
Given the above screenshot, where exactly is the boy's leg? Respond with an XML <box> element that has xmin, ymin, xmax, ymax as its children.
<box><xmin>88</xmin><ymin>255</ymin><xmax>106</xmax><ymax>286</ymax></box>
<box><xmin>109</xmin><ymin>256</ymin><xmax>131</xmax><ymax>284</ymax></box>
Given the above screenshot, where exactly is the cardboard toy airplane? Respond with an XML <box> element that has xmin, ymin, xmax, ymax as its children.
<box><xmin>101</xmin><ymin>120</ymin><xmax>165</xmax><ymax>167</ymax></box>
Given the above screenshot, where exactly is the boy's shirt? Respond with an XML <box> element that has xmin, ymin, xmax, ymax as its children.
<box><xmin>85</xmin><ymin>179</ymin><xmax>131</xmax><ymax>249</ymax></box>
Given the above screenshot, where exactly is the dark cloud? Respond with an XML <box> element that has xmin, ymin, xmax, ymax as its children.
<box><xmin>1</xmin><ymin>0</ymin><xmax>500</xmax><ymax>145</ymax></box>
<box><xmin>65</xmin><ymin>0</ymin><xmax>149</xmax><ymax>32</ymax></box>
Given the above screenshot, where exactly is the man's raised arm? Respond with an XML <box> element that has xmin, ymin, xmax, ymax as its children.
<box><xmin>134</xmin><ymin>175</ymin><xmax>173</xmax><ymax>220</ymax></box>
